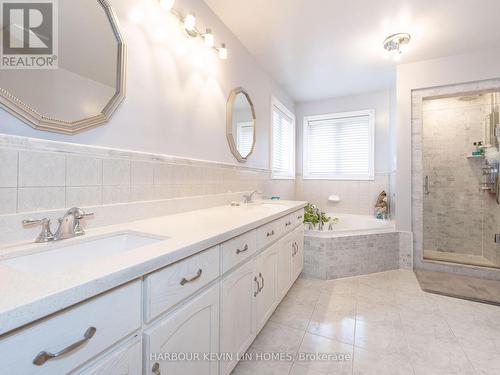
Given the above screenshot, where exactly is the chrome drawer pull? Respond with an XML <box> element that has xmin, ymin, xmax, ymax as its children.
<box><xmin>33</xmin><ymin>326</ymin><xmax>97</xmax><ymax>366</ymax></box>
<box><xmin>285</xmin><ymin>221</ymin><xmax>292</xmax><ymax>227</ymax></box>
<box><xmin>297</xmin><ymin>215</ymin><xmax>303</xmax><ymax>220</ymax></box>
<box><xmin>259</xmin><ymin>273</ymin><xmax>265</xmax><ymax>291</ymax></box>
<box><xmin>292</xmin><ymin>243</ymin><xmax>296</xmax><ymax>256</ymax></box>
<box><xmin>152</xmin><ymin>362</ymin><xmax>161</xmax><ymax>375</ymax></box>
<box><xmin>254</xmin><ymin>276</ymin><xmax>260</xmax><ymax>297</ymax></box>
<box><xmin>236</xmin><ymin>244</ymin><xmax>249</xmax><ymax>254</ymax></box>
<box><xmin>180</xmin><ymin>269</ymin><xmax>203</xmax><ymax>286</ymax></box>
<box><xmin>266</xmin><ymin>230</ymin><xmax>275</xmax><ymax>237</ymax></box>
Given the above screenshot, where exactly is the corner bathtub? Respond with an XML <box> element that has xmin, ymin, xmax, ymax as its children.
<box><xmin>305</xmin><ymin>214</ymin><xmax>395</xmax><ymax>237</ymax></box>
<box><xmin>303</xmin><ymin>214</ymin><xmax>400</xmax><ymax>279</ymax></box>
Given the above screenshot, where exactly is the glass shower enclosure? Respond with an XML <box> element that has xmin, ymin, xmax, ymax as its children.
<box><xmin>422</xmin><ymin>91</ymin><xmax>500</xmax><ymax>268</ymax></box>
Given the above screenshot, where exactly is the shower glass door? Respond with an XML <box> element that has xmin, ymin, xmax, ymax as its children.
<box><xmin>422</xmin><ymin>91</ymin><xmax>500</xmax><ymax>268</ymax></box>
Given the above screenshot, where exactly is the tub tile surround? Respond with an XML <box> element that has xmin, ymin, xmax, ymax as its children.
<box><xmin>295</xmin><ymin>173</ymin><xmax>390</xmax><ymax>216</ymax></box>
<box><xmin>0</xmin><ymin>134</ymin><xmax>294</xmax><ymax>245</ymax></box>
<box><xmin>303</xmin><ymin>231</ymin><xmax>402</xmax><ymax>279</ymax></box>
<box><xmin>412</xmin><ymin>78</ymin><xmax>500</xmax><ymax>280</ymax></box>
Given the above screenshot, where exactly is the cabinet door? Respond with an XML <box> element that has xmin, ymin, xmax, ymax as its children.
<box><xmin>277</xmin><ymin>233</ymin><xmax>293</xmax><ymax>299</ymax></box>
<box><xmin>220</xmin><ymin>260</ymin><xmax>257</xmax><ymax>375</ymax></box>
<box><xmin>145</xmin><ymin>284</ymin><xmax>219</xmax><ymax>375</ymax></box>
<box><xmin>77</xmin><ymin>337</ymin><xmax>142</xmax><ymax>375</ymax></box>
<box><xmin>255</xmin><ymin>243</ymin><xmax>278</xmax><ymax>331</ymax></box>
<box><xmin>291</xmin><ymin>227</ymin><xmax>304</xmax><ymax>281</ymax></box>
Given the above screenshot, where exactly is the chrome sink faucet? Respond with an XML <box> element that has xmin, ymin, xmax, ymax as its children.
<box><xmin>243</xmin><ymin>190</ymin><xmax>261</xmax><ymax>204</ymax></box>
<box><xmin>23</xmin><ymin>207</ymin><xmax>94</xmax><ymax>243</ymax></box>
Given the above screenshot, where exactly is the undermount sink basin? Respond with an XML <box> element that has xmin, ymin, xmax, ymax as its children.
<box><xmin>2</xmin><ymin>232</ymin><xmax>165</xmax><ymax>276</ymax></box>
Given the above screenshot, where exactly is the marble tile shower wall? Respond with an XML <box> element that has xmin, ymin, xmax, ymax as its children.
<box><xmin>295</xmin><ymin>174</ymin><xmax>390</xmax><ymax>215</ymax></box>
<box><xmin>422</xmin><ymin>96</ymin><xmax>491</xmax><ymax>256</ymax></box>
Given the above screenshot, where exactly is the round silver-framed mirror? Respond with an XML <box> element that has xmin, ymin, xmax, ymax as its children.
<box><xmin>0</xmin><ymin>0</ymin><xmax>126</xmax><ymax>134</ymax></box>
<box><xmin>226</xmin><ymin>87</ymin><xmax>256</xmax><ymax>163</ymax></box>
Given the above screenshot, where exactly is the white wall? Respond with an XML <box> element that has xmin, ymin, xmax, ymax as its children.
<box><xmin>294</xmin><ymin>90</ymin><xmax>392</xmax><ymax>214</ymax></box>
<box><xmin>0</xmin><ymin>0</ymin><xmax>294</xmax><ymax>170</ymax></box>
<box><xmin>396</xmin><ymin>47</ymin><xmax>500</xmax><ymax>231</ymax></box>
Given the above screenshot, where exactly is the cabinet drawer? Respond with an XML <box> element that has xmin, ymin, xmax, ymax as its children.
<box><xmin>144</xmin><ymin>246</ymin><xmax>220</xmax><ymax>322</ymax></box>
<box><xmin>221</xmin><ymin>230</ymin><xmax>257</xmax><ymax>273</ymax></box>
<box><xmin>282</xmin><ymin>214</ymin><xmax>295</xmax><ymax>233</ymax></box>
<box><xmin>77</xmin><ymin>337</ymin><xmax>142</xmax><ymax>375</ymax></box>
<box><xmin>256</xmin><ymin>219</ymin><xmax>282</xmax><ymax>249</ymax></box>
<box><xmin>292</xmin><ymin>209</ymin><xmax>305</xmax><ymax>227</ymax></box>
<box><xmin>0</xmin><ymin>281</ymin><xmax>141</xmax><ymax>375</ymax></box>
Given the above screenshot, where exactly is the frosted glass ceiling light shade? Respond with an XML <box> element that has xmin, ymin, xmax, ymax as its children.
<box><xmin>159</xmin><ymin>0</ymin><xmax>175</xmax><ymax>11</ymax></box>
<box><xmin>203</xmin><ymin>29</ymin><xmax>214</xmax><ymax>48</ymax></box>
<box><xmin>184</xmin><ymin>13</ymin><xmax>196</xmax><ymax>33</ymax></box>
<box><xmin>218</xmin><ymin>43</ymin><xmax>228</xmax><ymax>60</ymax></box>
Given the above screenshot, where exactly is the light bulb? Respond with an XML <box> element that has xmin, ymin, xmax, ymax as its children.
<box><xmin>218</xmin><ymin>43</ymin><xmax>227</xmax><ymax>60</ymax></box>
<box><xmin>203</xmin><ymin>29</ymin><xmax>214</xmax><ymax>48</ymax></box>
<box><xmin>184</xmin><ymin>13</ymin><xmax>196</xmax><ymax>32</ymax></box>
<box><xmin>159</xmin><ymin>0</ymin><xmax>175</xmax><ymax>11</ymax></box>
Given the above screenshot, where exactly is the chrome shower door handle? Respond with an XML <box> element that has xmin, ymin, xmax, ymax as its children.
<box><xmin>424</xmin><ymin>176</ymin><xmax>430</xmax><ymax>195</ymax></box>
<box><xmin>33</xmin><ymin>327</ymin><xmax>97</xmax><ymax>366</ymax></box>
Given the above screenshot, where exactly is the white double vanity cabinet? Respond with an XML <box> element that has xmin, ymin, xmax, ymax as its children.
<box><xmin>0</xmin><ymin>202</ymin><xmax>305</xmax><ymax>375</ymax></box>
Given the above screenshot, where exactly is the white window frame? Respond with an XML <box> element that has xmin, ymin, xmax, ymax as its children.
<box><xmin>302</xmin><ymin>109</ymin><xmax>375</xmax><ymax>180</ymax></box>
<box><xmin>270</xmin><ymin>96</ymin><xmax>296</xmax><ymax>179</ymax></box>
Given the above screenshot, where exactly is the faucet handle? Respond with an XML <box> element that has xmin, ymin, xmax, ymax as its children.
<box><xmin>76</xmin><ymin>210</ymin><xmax>94</xmax><ymax>220</ymax></box>
<box><xmin>23</xmin><ymin>218</ymin><xmax>54</xmax><ymax>243</ymax></box>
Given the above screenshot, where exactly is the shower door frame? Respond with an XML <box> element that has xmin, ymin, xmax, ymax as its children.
<box><xmin>411</xmin><ymin>78</ymin><xmax>500</xmax><ymax>280</ymax></box>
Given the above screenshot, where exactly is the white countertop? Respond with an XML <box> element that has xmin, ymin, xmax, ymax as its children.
<box><xmin>0</xmin><ymin>200</ymin><xmax>306</xmax><ymax>335</ymax></box>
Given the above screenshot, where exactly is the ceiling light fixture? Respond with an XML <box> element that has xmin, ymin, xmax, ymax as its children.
<box><xmin>383</xmin><ymin>33</ymin><xmax>411</xmax><ymax>61</ymax></box>
<box><xmin>158</xmin><ymin>1</ymin><xmax>228</xmax><ymax>59</ymax></box>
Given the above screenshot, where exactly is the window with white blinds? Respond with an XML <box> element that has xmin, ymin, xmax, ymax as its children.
<box><xmin>236</xmin><ymin>122</ymin><xmax>254</xmax><ymax>157</ymax></box>
<box><xmin>271</xmin><ymin>98</ymin><xmax>296</xmax><ymax>179</ymax></box>
<box><xmin>303</xmin><ymin>110</ymin><xmax>375</xmax><ymax>180</ymax></box>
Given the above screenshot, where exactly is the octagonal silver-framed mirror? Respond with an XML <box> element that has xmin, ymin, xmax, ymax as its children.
<box><xmin>226</xmin><ymin>87</ymin><xmax>256</xmax><ymax>163</ymax></box>
<box><xmin>0</xmin><ymin>0</ymin><xmax>126</xmax><ymax>134</ymax></box>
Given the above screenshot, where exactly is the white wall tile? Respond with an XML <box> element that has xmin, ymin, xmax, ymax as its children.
<box><xmin>131</xmin><ymin>161</ymin><xmax>154</xmax><ymax>185</ymax></box>
<box><xmin>102</xmin><ymin>186</ymin><xmax>131</xmax><ymax>205</ymax></box>
<box><xmin>66</xmin><ymin>186</ymin><xmax>102</xmax><ymax>207</ymax></box>
<box><xmin>0</xmin><ymin>188</ymin><xmax>17</xmax><ymax>214</ymax></box>
<box><xmin>0</xmin><ymin>149</ymin><xmax>18</xmax><ymax>187</ymax></box>
<box><xmin>18</xmin><ymin>187</ymin><xmax>65</xmax><ymax>213</ymax></box>
<box><xmin>102</xmin><ymin>159</ymin><xmax>131</xmax><ymax>186</ymax></box>
<box><xmin>66</xmin><ymin>155</ymin><xmax>102</xmax><ymax>186</ymax></box>
<box><xmin>18</xmin><ymin>151</ymin><xmax>65</xmax><ymax>187</ymax></box>
<box><xmin>130</xmin><ymin>185</ymin><xmax>154</xmax><ymax>202</ymax></box>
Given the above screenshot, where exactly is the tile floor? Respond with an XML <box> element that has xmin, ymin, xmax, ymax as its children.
<box><xmin>232</xmin><ymin>270</ymin><xmax>500</xmax><ymax>375</ymax></box>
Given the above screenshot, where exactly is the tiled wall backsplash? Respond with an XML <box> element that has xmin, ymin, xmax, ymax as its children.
<box><xmin>0</xmin><ymin>135</ymin><xmax>294</xmax><ymax>245</ymax></box>
<box><xmin>295</xmin><ymin>174</ymin><xmax>390</xmax><ymax>216</ymax></box>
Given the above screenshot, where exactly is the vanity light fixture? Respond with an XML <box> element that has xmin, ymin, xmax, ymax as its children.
<box><xmin>383</xmin><ymin>32</ymin><xmax>411</xmax><ymax>61</ymax></box>
<box><xmin>217</xmin><ymin>43</ymin><xmax>228</xmax><ymax>60</ymax></box>
<box><xmin>158</xmin><ymin>0</ymin><xmax>228</xmax><ymax>59</ymax></box>
<box><xmin>183</xmin><ymin>13</ymin><xmax>196</xmax><ymax>34</ymax></box>
<box><xmin>203</xmin><ymin>29</ymin><xmax>214</xmax><ymax>48</ymax></box>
